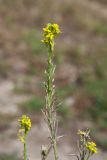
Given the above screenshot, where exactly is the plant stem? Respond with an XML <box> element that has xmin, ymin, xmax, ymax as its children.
<box><xmin>45</xmin><ymin>45</ymin><xmax>58</xmax><ymax>160</ymax></box>
<box><xmin>24</xmin><ymin>133</ymin><xmax>27</xmax><ymax>160</ymax></box>
<box><xmin>85</xmin><ymin>151</ymin><xmax>91</xmax><ymax>160</ymax></box>
<box><xmin>53</xmin><ymin>139</ymin><xmax>58</xmax><ymax>160</ymax></box>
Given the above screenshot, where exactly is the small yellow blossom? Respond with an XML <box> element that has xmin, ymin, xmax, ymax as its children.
<box><xmin>42</xmin><ymin>23</ymin><xmax>61</xmax><ymax>50</ymax></box>
<box><xmin>77</xmin><ymin>129</ymin><xmax>90</xmax><ymax>140</ymax></box>
<box><xmin>86</xmin><ymin>141</ymin><xmax>97</xmax><ymax>154</ymax></box>
<box><xmin>78</xmin><ymin>130</ymin><xmax>87</xmax><ymax>136</ymax></box>
<box><xmin>18</xmin><ymin>115</ymin><xmax>31</xmax><ymax>143</ymax></box>
<box><xmin>18</xmin><ymin>115</ymin><xmax>31</xmax><ymax>132</ymax></box>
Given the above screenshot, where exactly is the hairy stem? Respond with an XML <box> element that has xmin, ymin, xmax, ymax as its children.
<box><xmin>45</xmin><ymin>45</ymin><xmax>58</xmax><ymax>160</ymax></box>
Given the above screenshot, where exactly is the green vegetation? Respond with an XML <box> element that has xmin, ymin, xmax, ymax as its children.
<box><xmin>82</xmin><ymin>74</ymin><xmax>107</xmax><ymax>129</ymax></box>
<box><xmin>4</xmin><ymin>15</ymin><xmax>13</xmax><ymax>26</ymax></box>
<box><xmin>57</xmin><ymin>84</ymin><xmax>76</xmax><ymax>97</ymax></box>
<box><xmin>21</xmin><ymin>97</ymin><xmax>44</xmax><ymax>113</ymax></box>
<box><xmin>23</xmin><ymin>29</ymin><xmax>45</xmax><ymax>55</ymax></box>
<box><xmin>97</xmin><ymin>138</ymin><xmax>107</xmax><ymax>150</ymax></box>
<box><xmin>57</xmin><ymin>104</ymin><xmax>71</xmax><ymax>119</ymax></box>
<box><xmin>92</xmin><ymin>22</ymin><xmax>107</xmax><ymax>36</ymax></box>
<box><xmin>0</xmin><ymin>153</ymin><xmax>21</xmax><ymax>160</ymax></box>
<box><xmin>0</xmin><ymin>62</ymin><xmax>10</xmax><ymax>78</ymax></box>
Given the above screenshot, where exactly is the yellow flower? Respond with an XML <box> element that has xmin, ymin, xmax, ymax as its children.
<box><xmin>42</xmin><ymin>23</ymin><xmax>61</xmax><ymax>49</ymax></box>
<box><xmin>18</xmin><ymin>115</ymin><xmax>31</xmax><ymax>132</ymax></box>
<box><xmin>77</xmin><ymin>129</ymin><xmax>90</xmax><ymax>140</ymax></box>
<box><xmin>18</xmin><ymin>115</ymin><xmax>31</xmax><ymax>143</ymax></box>
<box><xmin>78</xmin><ymin>130</ymin><xmax>87</xmax><ymax>136</ymax></box>
<box><xmin>86</xmin><ymin>141</ymin><xmax>97</xmax><ymax>154</ymax></box>
<box><xmin>18</xmin><ymin>129</ymin><xmax>25</xmax><ymax>143</ymax></box>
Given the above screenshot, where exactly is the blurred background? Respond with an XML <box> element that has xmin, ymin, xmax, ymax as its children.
<box><xmin>0</xmin><ymin>0</ymin><xmax>107</xmax><ymax>159</ymax></box>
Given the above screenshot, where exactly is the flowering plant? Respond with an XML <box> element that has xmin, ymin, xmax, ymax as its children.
<box><xmin>18</xmin><ymin>115</ymin><xmax>31</xmax><ymax>160</ymax></box>
<box><xmin>18</xmin><ymin>23</ymin><xmax>98</xmax><ymax>160</ymax></box>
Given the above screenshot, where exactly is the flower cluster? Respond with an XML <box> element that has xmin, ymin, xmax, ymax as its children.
<box><xmin>18</xmin><ymin>115</ymin><xmax>31</xmax><ymax>143</ymax></box>
<box><xmin>18</xmin><ymin>115</ymin><xmax>31</xmax><ymax>132</ymax></box>
<box><xmin>77</xmin><ymin>129</ymin><xmax>97</xmax><ymax>160</ymax></box>
<box><xmin>78</xmin><ymin>129</ymin><xmax>90</xmax><ymax>140</ymax></box>
<box><xmin>86</xmin><ymin>141</ymin><xmax>97</xmax><ymax>154</ymax></box>
<box><xmin>78</xmin><ymin>129</ymin><xmax>88</xmax><ymax>136</ymax></box>
<box><xmin>42</xmin><ymin>23</ymin><xmax>61</xmax><ymax>50</ymax></box>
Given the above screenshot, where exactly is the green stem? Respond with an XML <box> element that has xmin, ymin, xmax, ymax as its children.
<box><xmin>46</xmin><ymin>45</ymin><xmax>58</xmax><ymax>160</ymax></box>
<box><xmin>85</xmin><ymin>151</ymin><xmax>91</xmax><ymax>160</ymax></box>
<box><xmin>24</xmin><ymin>133</ymin><xmax>27</xmax><ymax>160</ymax></box>
<box><xmin>53</xmin><ymin>139</ymin><xmax>58</xmax><ymax>160</ymax></box>
<box><xmin>42</xmin><ymin>154</ymin><xmax>46</xmax><ymax>160</ymax></box>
